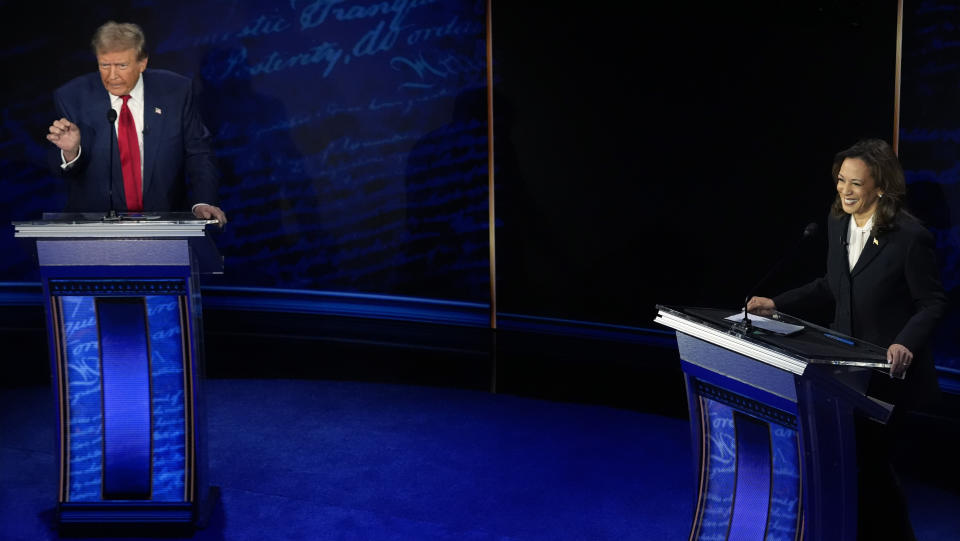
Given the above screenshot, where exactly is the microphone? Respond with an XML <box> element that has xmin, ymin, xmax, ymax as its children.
<box><xmin>104</xmin><ymin>108</ymin><xmax>120</xmax><ymax>221</ymax></box>
<box><xmin>737</xmin><ymin>222</ymin><xmax>819</xmax><ymax>331</ymax></box>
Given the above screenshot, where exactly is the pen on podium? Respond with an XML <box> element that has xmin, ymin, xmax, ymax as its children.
<box><xmin>823</xmin><ymin>332</ymin><xmax>855</xmax><ymax>346</ymax></box>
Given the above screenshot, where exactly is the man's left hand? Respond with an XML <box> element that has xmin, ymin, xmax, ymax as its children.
<box><xmin>193</xmin><ymin>204</ymin><xmax>227</xmax><ymax>227</ymax></box>
<box><xmin>887</xmin><ymin>343</ymin><xmax>913</xmax><ymax>378</ymax></box>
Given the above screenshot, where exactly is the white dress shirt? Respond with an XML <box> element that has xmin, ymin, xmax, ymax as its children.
<box><xmin>847</xmin><ymin>214</ymin><xmax>874</xmax><ymax>271</ymax></box>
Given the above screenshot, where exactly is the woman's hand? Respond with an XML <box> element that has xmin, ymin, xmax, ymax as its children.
<box><xmin>887</xmin><ymin>343</ymin><xmax>913</xmax><ymax>378</ymax></box>
<box><xmin>746</xmin><ymin>296</ymin><xmax>776</xmax><ymax>317</ymax></box>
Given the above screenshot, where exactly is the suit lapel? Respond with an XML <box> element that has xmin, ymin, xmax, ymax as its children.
<box><xmin>831</xmin><ymin>214</ymin><xmax>854</xmax><ymax>335</ymax></box>
<box><xmin>84</xmin><ymin>82</ymin><xmax>118</xmax><ymax>203</ymax></box>
<box><xmin>82</xmin><ymin>77</ymin><xmax>113</xmax><ymax>145</ymax></box>
<box><xmin>836</xmin><ymin>214</ymin><xmax>851</xmax><ymax>273</ymax></box>
<box><xmin>141</xmin><ymin>71</ymin><xmax>167</xmax><ymax>197</ymax></box>
<box><xmin>851</xmin><ymin>224</ymin><xmax>888</xmax><ymax>277</ymax></box>
<box><xmin>85</xmin><ymin>82</ymin><xmax>113</xmax><ymax>124</ymax></box>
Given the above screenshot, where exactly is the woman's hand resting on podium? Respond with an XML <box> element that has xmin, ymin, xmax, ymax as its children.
<box><xmin>746</xmin><ymin>296</ymin><xmax>776</xmax><ymax>317</ymax></box>
<box><xmin>748</xmin><ymin>296</ymin><xmax>913</xmax><ymax>378</ymax></box>
<box><xmin>887</xmin><ymin>343</ymin><xmax>913</xmax><ymax>378</ymax></box>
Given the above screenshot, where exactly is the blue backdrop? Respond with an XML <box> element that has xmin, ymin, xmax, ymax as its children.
<box><xmin>0</xmin><ymin>1</ymin><xmax>957</xmax><ymax>372</ymax></box>
<box><xmin>900</xmin><ymin>0</ymin><xmax>960</xmax><ymax>373</ymax></box>
<box><xmin>2</xmin><ymin>0</ymin><xmax>490</xmax><ymax>301</ymax></box>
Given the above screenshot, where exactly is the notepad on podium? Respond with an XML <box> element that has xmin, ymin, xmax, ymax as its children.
<box><xmin>725</xmin><ymin>312</ymin><xmax>805</xmax><ymax>335</ymax></box>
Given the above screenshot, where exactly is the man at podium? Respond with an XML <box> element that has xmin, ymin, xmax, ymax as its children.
<box><xmin>45</xmin><ymin>21</ymin><xmax>227</xmax><ymax>226</ymax></box>
<box><xmin>748</xmin><ymin>138</ymin><xmax>947</xmax><ymax>541</ymax></box>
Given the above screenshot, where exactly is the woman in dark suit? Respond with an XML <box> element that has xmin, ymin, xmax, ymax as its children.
<box><xmin>748</xmin><ymin>138</ymin><xmax>948</xmax><ymax>540</ymax></box>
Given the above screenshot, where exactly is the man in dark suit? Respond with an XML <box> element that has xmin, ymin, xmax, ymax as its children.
<box><xmin>46</xmin><ymin>21</ymin><xmax>226</xmax><ymax>225</ymax></box>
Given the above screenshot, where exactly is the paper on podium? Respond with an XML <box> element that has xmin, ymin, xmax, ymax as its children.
<box><xmin>725</xmin><ymin>312</ymin><xmax>805</xmax><ymax>335</ymax></box>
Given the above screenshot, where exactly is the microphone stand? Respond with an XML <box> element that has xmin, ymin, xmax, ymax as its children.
<box><xmin>736</xmin><ymin>298</ymin><xmax>754</xmax><ymax>333</ymax></box>
<box><xmin>103</xmin><ymin>108</ymin><xmax>120</xmax><ymax>221</ymax></box>
<box><xmin>734</xmin><ymin>222</ymin><xmax>819</xmax><ymax>333</ymax></box>
<box><xmin>736</xmin><ymin>253</ymin><xmax>789</xmax><ymax>332</ymax></box>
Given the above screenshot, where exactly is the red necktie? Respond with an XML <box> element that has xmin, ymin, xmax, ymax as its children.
<box><xmin>118</xmin><ymin>95</ymin><xmax>143</xmax><ymax>212</ymax></box>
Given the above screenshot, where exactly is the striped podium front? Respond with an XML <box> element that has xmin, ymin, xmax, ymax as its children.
<box><xmin>14</xmin><ymin>217</ymin><xmax>219</xmax><ymax>528</ymax></box>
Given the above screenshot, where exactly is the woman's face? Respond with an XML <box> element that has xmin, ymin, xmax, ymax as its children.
<box><xmin>836</xmin><ymin>157</ymin><xmax>882</xmax><ymax>222</ymax></box>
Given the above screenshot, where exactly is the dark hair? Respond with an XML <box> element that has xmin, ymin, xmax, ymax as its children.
<box><xmin>830</xmin><ymin>138</ymin><xmax>905</xmax><ymax>233</ymax></box>
<box><xmin>91</xmin><ymin>21</ymin><xmax>148</xmax><ymax>61</ymax></box>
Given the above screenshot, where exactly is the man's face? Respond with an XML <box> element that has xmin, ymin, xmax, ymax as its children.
<box><xmin>97</xmin><ymin>48</ymin><xmax>148</xmax><ymax>96</ymax></box>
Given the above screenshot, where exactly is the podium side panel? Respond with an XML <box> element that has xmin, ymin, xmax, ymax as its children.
<box><xmin>796</xmin><ymin>378</ymin><xmax>860</xmax><ymax>541</ymax></box>
<box><xmin>677</xmin><ymin>333</ymin><xmax>802</xmax><ymax>541</ymax></box>
<box><xmin>45</xmin><ymin>271</ymin><xmax>203</xmax><ymax>525</ymax></box>
<box><xmin>183</xmin><ymin>254</ymin><xmax>211</xmax><ymax>523</ymax></box>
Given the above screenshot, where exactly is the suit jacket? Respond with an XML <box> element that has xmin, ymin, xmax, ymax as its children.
<box><xmin>50</xmin><ymin>69</ymin><xmax>219</xmax><ymax>212</ymax></box>
<box><xmin>774</xmin><ymin>211</ymin><xmax>948</xmax><ymax>405</ymax></box>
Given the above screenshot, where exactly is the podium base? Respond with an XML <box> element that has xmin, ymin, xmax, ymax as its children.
<box><xmin>56</xmin><ymin>486</ymin><xmax>221</xmax><ymax>536</ymax></box>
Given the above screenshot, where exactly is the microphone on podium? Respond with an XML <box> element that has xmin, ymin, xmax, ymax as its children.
<box><xmin>737</xmin><ymin>222</ymin><xmax>819</xmax><ymax>331</ymax></box>
<box><xmin>104</xmin><ymin>108</ymin><xmax>120</xmax><ymax>221</ymax></box>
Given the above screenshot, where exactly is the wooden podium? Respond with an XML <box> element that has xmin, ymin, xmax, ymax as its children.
<box><xmin>655</xmin><ymin>305</ymin><xmax>893</xmax><ymax>541</ymax></box>
<box><xmin>14</xmin><ymin>213</ymin><xmax>221</xmax><ymax>528</ymax></box>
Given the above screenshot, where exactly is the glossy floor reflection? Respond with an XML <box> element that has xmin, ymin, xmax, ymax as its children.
<box><xmin>1</xmin><ymin>379</ymin><xmax>957</xmax><ymax>540</ymax></box>
<box><xmin>2</xmin><ymin>379</ymin><xmax>693</xmax><ymax>541</ymax></box>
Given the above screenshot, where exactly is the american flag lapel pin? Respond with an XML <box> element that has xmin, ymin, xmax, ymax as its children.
<box><xmin>154</xmin><ymin>107</ymin><xmax>162</xmax><ymax>115</ymax></box>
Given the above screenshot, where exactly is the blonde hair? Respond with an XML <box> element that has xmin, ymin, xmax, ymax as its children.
<box><xmin>91</xmin><ymin>21</ymin><xmax>147</xmax><ymax>60</ymax></box>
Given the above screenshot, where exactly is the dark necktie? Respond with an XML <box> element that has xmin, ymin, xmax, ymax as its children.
<box><xmin>118</xmin><ymin>95</ymin><xmax>143</xmax><ymax>212</ymax></box>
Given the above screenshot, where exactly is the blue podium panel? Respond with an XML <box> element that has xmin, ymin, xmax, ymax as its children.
<box><xmin>690</xmin><ymin>383</ymin><xmax>802</xmax><ymax>541</ymax></box>
<box><xmin>14</xmin><ymin>215</ymin><xmax>218</xmax><ymax>527</ymax></box>
<box><xmin>145</xmin><ymin>295</ymin><xmax>190</xmax><ymax>503</ymax></box>
<box><xmin>657</xmin><ymin>305</ymin><xmax>892</xmax><ymax>541</ymax></box>
<box><xmin>97</xmin><ymin>297</ymin><xmax>152</xmax><ymax>500</ymax></box>
<box><xmin>49</xmin><ymin>278</ymin><xmax>201</xmax><ymax>523</ymax></box>
<box><xmin>768</xmin><ymin>419</ymin><xmax>802</xmax><ymax>539</ymax></box>
<box><xmin>58</xmin><ymin>295</ymin><xmax>104</xmax><ymax>503</ymax></box>
<box><xmin>44</xmin><ymin>278</ymin><xmax>204</xmax><ymax>524</ymax></box>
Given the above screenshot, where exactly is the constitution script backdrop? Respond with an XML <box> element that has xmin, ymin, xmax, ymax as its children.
<box><xmin>0</xmin><ymin>1</ymin><xmax>957</xmax><ymax>373</ymax></box>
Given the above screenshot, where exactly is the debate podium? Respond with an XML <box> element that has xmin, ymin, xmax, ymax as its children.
<box><xmin>655</xmin><ymin>305</ymin><xmax>893</xmax><ymax>541</ymax></box>
<box><xmin>14</xmin><ymin>213</ymin><xmax>221</xmax><ymax>529</ymax></box>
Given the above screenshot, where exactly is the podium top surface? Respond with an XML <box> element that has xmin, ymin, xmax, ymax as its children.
<box><xmin>655</xmin><ymin>305</ymin><xmax>890</xmax><ymax>374</ymax></box>
<box><xmin>13</xmin><ymin>212</ymin><xmax>219</xmax><ymax>238</ymax></box>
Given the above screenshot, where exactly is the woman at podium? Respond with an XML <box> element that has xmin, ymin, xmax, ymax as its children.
<box><xmin>747</xmin><ymin>138</ymin><xmax>947</xmax><ymax>541</ymax></box>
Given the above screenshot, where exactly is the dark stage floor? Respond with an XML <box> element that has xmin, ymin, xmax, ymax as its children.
<box><xmin>1</xmin><ymin>379</ymin><xmax>958</xmax><ymax>540</ymax></box>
